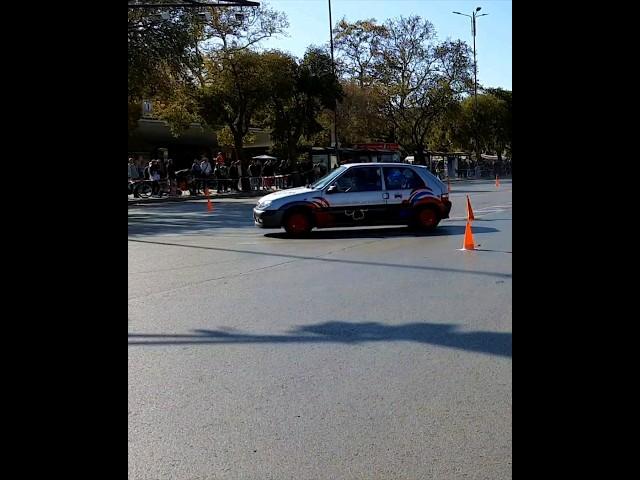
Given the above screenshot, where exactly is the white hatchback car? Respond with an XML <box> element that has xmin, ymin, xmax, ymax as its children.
<box><xmin>253</xmin><ymin>163</ymin><xmax>451</xmax><ymax>236</ymax></box>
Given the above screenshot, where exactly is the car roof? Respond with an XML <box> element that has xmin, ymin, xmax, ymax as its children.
<box><xmin>343</xmin><ymin>162</ymin><xmax>418</xmax><ymax>168</ymax></box>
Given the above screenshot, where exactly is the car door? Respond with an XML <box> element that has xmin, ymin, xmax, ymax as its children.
<box><xmin>381</xmin><ymin>166</ymin><xmax>430</xmax><ymax>224</ymax></box>
<box><xmin>320</xmin><ymin>166</ymin><xmax>387</xmax><ymax>227</ymax></box>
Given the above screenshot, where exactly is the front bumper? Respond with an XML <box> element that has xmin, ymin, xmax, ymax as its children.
<box><xmin>442</xmin><ymin>199</ymin><xmax>452</xmax><ymax>219</ymax></box>
<box><xmin>253</xmin><ymin>208</ymin><xmax>284</xmax><ymax>228</ymax></box>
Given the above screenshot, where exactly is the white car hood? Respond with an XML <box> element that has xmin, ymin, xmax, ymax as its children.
<box><xmin>258</xmin><ymin>187</ymin><xmax>317</xmax><ymax>203</ymax></box>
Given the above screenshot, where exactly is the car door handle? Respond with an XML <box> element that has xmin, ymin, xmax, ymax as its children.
<box><xmin>383</xmin><ymin>193</ymin><xmax>389</xmax><ymax>199</ymax></box>
<box><xmin>394</xmin><ymin>194</ymin><xmax>402</xmax><ymax>199</ymax></box>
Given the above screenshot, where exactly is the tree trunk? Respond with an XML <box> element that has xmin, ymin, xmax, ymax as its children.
<box><xmin>287</xmin><ymin>139</ymin><xmax>297</xmax><ymax>164</ymax></box>
<box><xmin>414</xmin><ymin>147</ymin><xmax>426</xmax><ymax>165</ymax></box>
<box><xmin>233</xmin><ymin>131</ymin><xmax>246</xmax><ymax>171</ymax></box>
<box><xmin>233</xmin><ymin>131</ymin><xmax>251</xmax><ymax>191</ymax></box>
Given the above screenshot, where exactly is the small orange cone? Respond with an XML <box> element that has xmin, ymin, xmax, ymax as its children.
<box><xmin>466</xmin><ymin>195</ymin><xmax>475</xmax><ymax>221</ymax></box>
<box><xmin>462</xmin><ymin>221</ymin><xmax>475</xmax><ymax>250</ymax></box>
<box><xmin>205</xmin><ymin>187</ymin><xmax>213</xmax><ymax>211</ymax></box>
<box><xmin>495</xmin><ymin>175</ymin><xmax>500</xmax><ymax>188</ymax></box>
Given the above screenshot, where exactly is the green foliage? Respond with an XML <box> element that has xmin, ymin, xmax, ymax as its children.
<box><xmin>334</xmin><ymin>18</ymin><xmax>389</xmax><ymax>87</ymax></box>
<box><xmin>333</xmin><ymin>15</ymin><xmax>473</xmax><ymax>161</ymax></box>
<box><xmin>259</xmin><ymin>48</ymin><xmax>343</xmax><ymax>161</ymax></box>
<box><xmin>128</xmin><ymin>9</ymin><xmax>201</xmax><ymax>101</ymax></box>
<box><xmin>128</xmin><ymin>7</ymin><xmax>509</xmax><ymax>164</ymax></box>
<box><xmin>449</xmin><ymin>91</ymin><xmax>512</xmax><ymax>158</ymax></box>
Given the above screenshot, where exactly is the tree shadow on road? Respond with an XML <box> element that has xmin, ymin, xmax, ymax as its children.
<box><xmin>128</xmin><ymin>321</ymin><xmax>511</xmax><ymax>358</ymax></box>
<box><xmin>128</xmin><ymin>202</ymin><xmax>256</xmax><ymax>236</ymax></box>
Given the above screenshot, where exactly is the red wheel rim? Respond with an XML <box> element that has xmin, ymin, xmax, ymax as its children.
<box><xmin>287</xmin><ymin>213</ymin><xmax>309</xmax><ymax>234</ymax></box>
<box><xmin>419</xmin><ymin>209</ymin><xmax>436</xmax><ymax>227</ymax></box>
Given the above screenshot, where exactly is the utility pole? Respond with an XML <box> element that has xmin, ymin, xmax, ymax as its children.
<box><xmin>453</xmin><ymin>7</ymin><xmax>488</xmax><ymax>166</ymax></box>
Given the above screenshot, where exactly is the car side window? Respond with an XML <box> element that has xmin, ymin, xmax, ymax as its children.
<box><xmin>383</xmin><ymin>167</ymin><xmax>425</xmax><ymax>190</ymax></box>
<box><xmin>335</xmin><ymin>167</ymin><xmax>382</xmax><ymax>192</ymax></box>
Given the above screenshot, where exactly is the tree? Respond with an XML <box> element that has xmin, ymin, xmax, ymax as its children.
<box><xmin>450</xmin><ymin>91</ymin><xmax>511</xmax><ymax>162</ymax></box>
<box><xmin>145</xmin><ymin>4</ymin><xmax>288</xmax><ymax>157</ymax></box>
<box><xmin>128</xmin><ymin>8</ymin><xmax>202</xmax><ymax>133</ymax></box>
<box><xmin>151</xmin><ymin>85</ymin><xmax>201</xmax><ymax>136</ymax></box>
<box><xmin>197</xmin><ymin>49</ymin><xmax>270</xmax><ymax>168</ymax></box>
<box><xmin>334</xmin><ymin>18</ymin><xmax>388</xmax><ymax>88</ymax></box>
<box><xmin>259</xmin><ymin>48</ymin><xmax>343</xmax><ymax>162</ymax></box>
<box><xmin>198</xmin><ymin>3</ymin><xmax>289</xmax><ymax>56</ymax></box>
<box><xmin>484</xmin><ymin>88</ymin><xmax>512</xmax><ymax>160</ymax></box>
<box><xmin>216</xmin><ymin>125</ymin><xmax>256</xmax><ymax>149</ymax></box>
<box><xmin>335</xmin><ymin>80</ymin><xmax>390</xmax><ymax>145</ymax></box>
<box><xmin>426</xmin><ymin>101</ymin><xmax>463</xmax><ymax>153</ymax></box>
<box><xmin>374</xmin><ymin>16</ymin><xmax>473</xmax><ymax>164</ymax></box>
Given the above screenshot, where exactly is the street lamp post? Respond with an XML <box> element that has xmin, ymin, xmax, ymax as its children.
<box><xmin>453</xmin><ymin>7</ymin><xmax>488</xmax><ymax>166</ymax></box>
<box><xmin>328</xmin><ymin>0</ymin><xmax>339</xmax><ymax>166</ymax></box>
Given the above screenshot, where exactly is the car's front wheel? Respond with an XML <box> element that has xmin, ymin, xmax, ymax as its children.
<box><xmin>283</xmin><ymin>209</ymin><xmax>313</xmax><ymax>236</ymax></box>
<box><xmin>413</xmin><ymin>205</ymin><xmax>440</xmax><ymax>231</ymax></box>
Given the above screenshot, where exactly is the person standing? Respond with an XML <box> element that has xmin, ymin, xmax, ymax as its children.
<box><xmin>215</xmin><ymin>162</ymin><xmax>228</xmax><ymax>193</ymax></box>
<box><xmin>262</xmin><ymin>160</ymin><xmax>274</xmax><ymax>190</ymax></box>
<box><xmin>143</xmin><ymin>160</ymin><xmax>151</xmax><ymax>180</ymax></box>
<box><xmin>157</xmin><ymin>157</ymin><xmax>167</xmax><ymax>179</ymax></box>
<box><xmin>279</xmin><ymin>159</ymin><xmax>290</xmax><ymax>188</ymax></box>
<box><xmin>166</xmin><ymin>158</ymin><xmax>177</xmax><ymax>196</ymax></box>
<box><xmin>148</xmin><ymin>160</ymin><xmax>161</xmax><ymax>196</ymax></box>
<box><xmin>229</xmin><ymin>161</ymin><xmax>240</xmax><ymax>191</ymax></box>
<box><xmin>200</xmin><ymin>155</ymin><xmax>212</xmax><ymax>192</ymax></box>
<box><xmin>128</xmin><ymin>157</ymin><xmax>140</xmax><ymax>180</ymax></box>
<box><xmin>190</xmin><ymin>158</ymin><xmax>202</xmax><ymax>194</ymax></box>
<box><xmin>249</xmin><ymin>159</ymin><xmax>261</xmax><ymax>190</ymax></box>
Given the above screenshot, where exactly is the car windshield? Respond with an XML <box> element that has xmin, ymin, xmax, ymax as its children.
<box><xmin>310</xmin><ymin>165</ymin><xmax>347</xmax><ymax>189</ymax></box>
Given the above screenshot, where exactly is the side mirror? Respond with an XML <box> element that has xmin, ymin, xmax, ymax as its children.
<box><xmin>326</xmin><ymin>185</ymin><xmax>338</xmax><ymax>194</ymax></box>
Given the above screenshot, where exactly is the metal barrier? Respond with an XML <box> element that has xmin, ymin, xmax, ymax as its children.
<box><xmin>231</xmin><ymin>175</ymin><xmax>291</xmax><ymax>192</ymax></box>
<box><xmin>451</xmin><ymin>168</ymin><xmax>512</xmax><ymax>179</ymax></box>
<box><xmin>129</xmin><ymin>175</ymin><xmax>293</xmax><ymax>197</ymax></box>
<box><xmin>134</xmin><ymin>171</ymin><xmax>448</xmax><ymax>197</ymax></box>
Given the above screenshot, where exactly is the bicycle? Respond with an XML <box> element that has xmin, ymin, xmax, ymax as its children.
<box><xmin>133</xmin><ymin>179</ymin><xmax>182</xmax><ymax>198</ymax></box>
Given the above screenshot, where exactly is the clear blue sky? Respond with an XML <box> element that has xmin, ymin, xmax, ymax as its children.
<box><xmin>259</xmin><ymin>0</ymin><xmax>511</xmax><ymax>90</ymax></box>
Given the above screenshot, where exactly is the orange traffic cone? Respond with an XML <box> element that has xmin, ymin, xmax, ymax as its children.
<box><xmin>495</xmin><ymin>175</ymin><xmax>500</xmax><ymax>188</ymax></box>
<box><xmin>466</xmin><ymin>195</ymin><xmax>475</xmax><ymax>221</ymax></box>
<box><xmin>462</xmin><ymin>221</ymin><xmax>475</xmax><ymax>250</ymax></box>
<box><xmin>205</xmin><ymin>187</ymin><xmax>213</xmax><ymax>211</ymax></box>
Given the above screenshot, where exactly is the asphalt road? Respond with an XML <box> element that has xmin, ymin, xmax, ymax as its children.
<box><xmin>128</xmin><ymin>179</ymin><xmax>512</xmax><ymax>480</ymax></box>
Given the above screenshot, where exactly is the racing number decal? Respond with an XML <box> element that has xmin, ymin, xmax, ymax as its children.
<box><xmin>344</xmin><ymin>209</ymin><xmax>367</xmax><ymax>221</ymax></box>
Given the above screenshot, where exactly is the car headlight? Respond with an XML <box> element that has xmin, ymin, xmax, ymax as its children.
<box><xmin>256</xmin><ymin>200</ymin><xmax>272</xmax><ymax>210</ymax></box>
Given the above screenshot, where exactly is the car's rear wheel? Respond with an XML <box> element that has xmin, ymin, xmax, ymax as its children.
<box><xmin>413</xmin><ymin>205</ymin><xmax>440</xmax><ymax>231</ymax></box>
<box><xmin>283</xmin><ymin>210</ymin><xmax>313</xmax><ymax>236</ymax></box>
